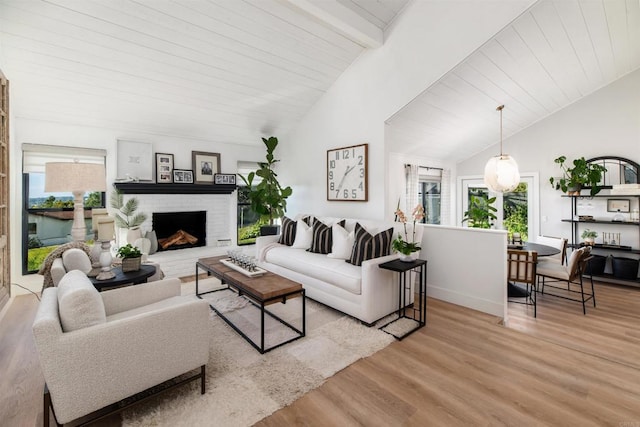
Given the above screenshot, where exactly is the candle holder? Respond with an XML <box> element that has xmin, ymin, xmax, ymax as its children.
<box><xmin>96</xmin><ymin>240</ymin><xmax>115</xmax><ymax>280</ymax></box>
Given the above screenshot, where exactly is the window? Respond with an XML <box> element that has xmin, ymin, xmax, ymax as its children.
<box><xmin>22</xmin><ymin>144</ymin><xmax>106</xmax><ymax>274</ymax></box>
<box><xmin>237</xmin><ymin>161</ymin><xmax>262</xmax><ymax>245</ymax></box>
<box><xmin>418</xmin><ymin>167</ymin><xmax>442</xmax><ymax>224</ymax></box>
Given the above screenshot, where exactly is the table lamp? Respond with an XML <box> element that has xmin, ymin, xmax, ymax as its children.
<box><xmin>45</xmin><ymin>161</ymin><xmax>106</xmax><ymax>242</ymax></box>
<box><xmin>95</xmin><ymin>216</ymin><xmax>116</xmax><ymax>280</ymax></box>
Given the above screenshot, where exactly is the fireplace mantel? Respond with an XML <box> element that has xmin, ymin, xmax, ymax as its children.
<box><xmin>113</xmin><ymin>182</ymin><xmax>237</xmax><ymax>195</ymax></box>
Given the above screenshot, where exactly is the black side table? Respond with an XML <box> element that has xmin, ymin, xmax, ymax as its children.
<box><xmin>89</xmin><ymin>265</ymin><xmax>156</xmax><ymax>291</ymax></box>
<box><xmin>378</xmin><ymin>258</ymin><xmax>427</xmax><ymax>340</ymax></box>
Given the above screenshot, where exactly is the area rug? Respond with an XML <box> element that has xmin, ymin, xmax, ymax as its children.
<box><xmin>121</xmin><ymin>278</ymin><xmax>395</xmax><ymax>426</ymax></box>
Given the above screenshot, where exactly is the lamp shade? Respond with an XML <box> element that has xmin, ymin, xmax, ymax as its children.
<box><xmin>484</xmin><ymin>155</ymin><xmax>520</xmax><ymax>192</ymax></box>
<box><xmin>45</xmin><ymin>162</ymin><xmax>106</xmax><ymax>193</ymax></box>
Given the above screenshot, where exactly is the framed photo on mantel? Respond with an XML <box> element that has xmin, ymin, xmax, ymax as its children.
<box><xmin>192</xmin><ymin>151</ymin><xmax>221</xmax><ymax>184</ymax></box>
<box><xmin>155</xmin><ymin>153</ymin><xmax>174</xmax><ymax>183</ymax></box>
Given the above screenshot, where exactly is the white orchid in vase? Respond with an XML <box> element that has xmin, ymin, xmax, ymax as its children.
<box><xmin>393</xmin><ymin>204</ymin><xmax>425</xmax><ymax>256</ymax></box>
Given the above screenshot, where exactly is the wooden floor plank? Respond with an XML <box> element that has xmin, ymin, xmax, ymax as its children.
<box><xmin>3</xmin><ymin>281</ymin><xmax>640</xmax><ymax>426</ymax></box>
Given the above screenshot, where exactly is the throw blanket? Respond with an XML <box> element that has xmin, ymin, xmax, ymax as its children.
<box><xmin>38</xmin><ymin>242</ymin><xmax>93</xmax><ymax>290</ymax></box>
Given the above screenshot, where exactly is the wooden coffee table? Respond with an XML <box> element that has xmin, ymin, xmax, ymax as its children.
<box><xmin>196</xmin><ymin>256</ymin><xmax>305</xmax><ymax>354</ymax></box>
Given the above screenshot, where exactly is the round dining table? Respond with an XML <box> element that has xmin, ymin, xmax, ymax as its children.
<box><xmin>510</xmin><ymin>241</ymin><xmax>561</xmax><ymax>257</ymax></box>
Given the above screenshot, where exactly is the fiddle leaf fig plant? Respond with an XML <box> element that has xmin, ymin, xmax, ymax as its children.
<box><xmin>238</xmin><ymin>136</ymin><xmax>293</xmax><ymax>225</ymax></box>
<box><xmin>549</xmin><ymin>156</ymin><xmax>607</xmax><ymax>196</ymax></box>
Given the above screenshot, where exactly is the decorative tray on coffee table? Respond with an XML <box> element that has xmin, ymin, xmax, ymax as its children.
<box><xmin>220</xmin><ymin>259</ymin><xmax>267</xmax><ymax>277</ymax></box>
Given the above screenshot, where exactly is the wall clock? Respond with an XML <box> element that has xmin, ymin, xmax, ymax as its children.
<box><xmin>327</xmin><ymin>143</ymin><xmax>368</xmax><ymax>201</ymax></box>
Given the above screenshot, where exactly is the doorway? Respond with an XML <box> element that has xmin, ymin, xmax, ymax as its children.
<box><xmin>459</xmin><ymin>174</ymin><xmax>539</xmax><ymax>240</ymax></box>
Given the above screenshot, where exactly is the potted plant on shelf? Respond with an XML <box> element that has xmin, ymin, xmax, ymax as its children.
<box><xmin>462</xmin><ymin>194</ymin><xmax>497</xmax><ymax>229</ymax></box>
<box><xmin>116</xmin><ymin>243</ymin><xmax>142</xmax><ymax>272</ymax></box>
<box><xmin>581</xmin><ymin>229</ymin><xmax>597</xmax><ymax>246</ymax></box>
<box><xmin>393</xmin><ymin>204</ymin><xmax>425</xmax><ymax>262</ymax></box>
<box><xmin>549</xmin><ymin>156</ymin><xmax>607</xmax><ymax>196</ymax></box>
<box><xmin>238</xmin><ymin>136</ymin><xmax>293</xmax><ymax>236</ymax></box>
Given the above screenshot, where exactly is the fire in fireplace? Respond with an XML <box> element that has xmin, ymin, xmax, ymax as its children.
<box><xmin>153</xmin><ymin>211</ymin><xmax>206</xmax><ymax>251</ymax></box>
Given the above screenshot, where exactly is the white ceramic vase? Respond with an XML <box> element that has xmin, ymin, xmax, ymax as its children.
<box><xmin>126</xmin><ymin>226</ymin><xmax>143</xmax><ymax>245</ymax></box>
<box><xmin>399</xmin><ymin>252</ymin><xmax>417</xmax><ymax>262</ymax></box>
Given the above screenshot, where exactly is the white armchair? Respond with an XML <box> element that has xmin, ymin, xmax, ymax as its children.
<box><xmin>32</xmin><ymin>270</ymin><xmax>210</xmax><ymax>426</ymax></box>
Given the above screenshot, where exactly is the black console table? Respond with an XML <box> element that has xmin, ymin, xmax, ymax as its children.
<box><xmin>378</xmin><ymin>258</ymin><xmax>427</xmax><ymax>340</ymax></box>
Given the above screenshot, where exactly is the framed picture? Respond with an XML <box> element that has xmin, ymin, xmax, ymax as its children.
<box><xmin>173</xmin><ymin>169</ymin><xmax>194</xmax><ymax>184</ymax></box>
<box><xmin>214</xmin><ymin>173</ymin><xmax>236</xmax><ymax>185</ymax></box>
<box><xmin>192</xmin><ymin>151</ymin><xmax>221</xmax><ymax>184</ymax></box>
<box><xmin>607</xmin><ymin>199</ymin><xmax>630</xmax><ymax>213</ymax></box>
<box><xmin>155</xmin><ymin>153</ymin><xmax>174</xmax><ymax>183</ymax></box>
<box><xmin>117</xmin><ymin>140</ymin><xmax>153</xmax><ymax>181</ymax></box>
<box><xmin>326</xmin><ymin>143</ymin><xmax>368</xmax><ymax>201</ymax></box>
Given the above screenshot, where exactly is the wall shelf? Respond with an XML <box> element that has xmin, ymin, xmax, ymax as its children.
<box><xmin>113</xmin><ymin>182</ymin><xmax>237</xmax><ymax>195</ymax></box>
<box><xmin>561</xmin><ymin>219</ymin><xmax>640</xmax><ymax>226</ymax></box>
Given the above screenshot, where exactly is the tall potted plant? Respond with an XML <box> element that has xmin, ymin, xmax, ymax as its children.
<box><xmin>549</xmin><ymin>156</ymin><xmax>607</xmax><ymax>196</ymax></box>
<box><xmin>239</xmin><ymin>136</ymin><xmax>293</xmax><ymax>236</ymax></box>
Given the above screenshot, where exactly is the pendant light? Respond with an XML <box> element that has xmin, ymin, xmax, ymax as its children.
<box><xmin>483</xmin><ymin>105</ymin><xmax>520</xmax><ymax>192</ymax></box>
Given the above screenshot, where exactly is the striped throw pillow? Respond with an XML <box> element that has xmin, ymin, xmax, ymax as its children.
<box><xmin>346</xmin><ymin>223</ymin><xmax>393</xmax><ymax>266</ymax></box>
<box><xmin>278</xmin><ymin>216</ymin><xmax>310</xmax><ymax>246</ymax></box>
<box><xmin>308</xmin><ymin>219</ymin><xmax>345</xmax><ymax>254</ymax></box>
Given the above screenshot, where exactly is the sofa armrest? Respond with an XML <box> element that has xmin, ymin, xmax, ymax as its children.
<box><xmin>256</xmin><ymin>235</ymin><xmax>280</xmax><ymax>260</ymax></box>
<box><xmin>50</xmin><ymin>258</ymin><xmax>66</xmax><ymax>287</ymax></box>
<box><xmin>101</xmin><ymin>278</ymin><xmax>181</xmax><ymax>316</ymax></box>
<box><xmin>36</xmin><ymin>296</ymin><xmax>210</xmax><ymax>423</ymax></box>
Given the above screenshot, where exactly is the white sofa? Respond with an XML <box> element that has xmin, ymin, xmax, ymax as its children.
<box><xmin>256</xmin><ymin>216</ymin><xmax>423</xmax><ymax>325</ymax></box>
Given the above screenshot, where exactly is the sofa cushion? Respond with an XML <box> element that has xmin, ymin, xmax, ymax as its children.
<box><xmin>61</xmin><ymin>248</ymin><xmax>92</xmax><ymax>274</ymax></box>
<box><xmin>292</xmin><ymin>218</ymin><xmax>313</xmax><ymax>249</ymax></box>
<box><xmin>308</xmin><ymin>219</ymin><xmax>345</xmax><ymax>254</ymax></box>
<box><xmin>347</xmin><ymin>223</ymin><xmax>394</xmax><ymax>266</ymax></box>
<box><xmin>57</xmin><ymin>270</ymin><xmax>106</xmax><ymax>332</ymax></box>
<box><xmin>265</xmin><ymin>246</ymin><xmax>362</xmax><ymax>294</ymax></box>
<box><xmin>106</xmin><ymin>295</ymin><xmax>186</xmax><ymax>322</ymax></box>
<box><xmin>279</xmin><ymin>216</ymin><xmax>311</xmax><ymax>246</ymax></box>
<box><xmin>328</xmin><ymin>222</ymin><xmax>355</xmax><ymax>260</ymax></box>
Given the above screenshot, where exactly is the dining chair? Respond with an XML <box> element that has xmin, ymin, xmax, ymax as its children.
<box><xmin>534</xmin><ymin>235</ymin><xmax>568</xmax><ymax>265</ymax></box>
<box><xmin>507</xmin><ymin>249</ymin><xmax>538</xmax><ymax>317</ymax></box>
<box><xmin>536</xmin><ymin>246</ymin><xmax>595</xmax><ymax>315</ymax></box>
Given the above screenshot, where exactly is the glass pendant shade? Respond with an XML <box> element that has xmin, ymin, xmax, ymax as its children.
<box><xmin>483</xmin><ymin>104</ymin><xmax>520</xmax><ymax>193</ymax></box>
<box><xmin>484</xmin><ymin>154</ymin><xmax>520</xmax><ymax>192</ymax></box>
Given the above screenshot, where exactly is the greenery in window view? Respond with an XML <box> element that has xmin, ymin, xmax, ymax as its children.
<box><xmin>237</xmin><ymin>186</ymin><xmax>264</xmax><ymax>245</ymax></box>
<box><xmin>503</xmin><ymin>183</ymin><xmax>528</xmax><ymax>241</ymax></box>
<box><xmin>462</xmin><ymin>193</ymin><xmax>497</xmax><ymax>229</ymax></box>
<box><xmin>27</xmin><ymin>191</ymin><xmax>103</xmax><ymax>272</ymax></box>
<box><xmin>29</xmin><ymin>191</ymin><xmax>103</xmax><ymax>208</ymax></box>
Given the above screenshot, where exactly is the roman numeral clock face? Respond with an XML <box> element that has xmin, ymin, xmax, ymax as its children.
<box><xmin>327</xmin><ymin>143</ymin><xmax>368</xmax><ymax>201</ymax></box>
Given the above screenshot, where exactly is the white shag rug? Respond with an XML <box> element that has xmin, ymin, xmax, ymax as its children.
<box><xmin>121</xmin><ymin>278</ymin><xmax>395</xmax><ymax>427</ymax></box>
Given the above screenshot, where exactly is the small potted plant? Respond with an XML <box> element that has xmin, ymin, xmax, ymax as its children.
<box><xmin>393</xmin><ymin>204</ymin><xmax>425</xmax><ymax>261</ymax></box>
<box><xmin>581</xmin><ymin>229</ymin><xmax>598</xmax><ymax>246</ymax></box>
<box><xmin>549</xmin><ymin>156</ymin><xmax>607</xmax><ymax>196</ymax></box>
<box><xmin>116</xmin><ymin>243</ymin><xmax>142</xmax><ymax>272</ymax></box>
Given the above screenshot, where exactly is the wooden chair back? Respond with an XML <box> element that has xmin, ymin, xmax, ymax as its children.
<box><xmin>508</xmin><ymin>249</ymin><xmax>538</xmax><ymax>285</ymax></box>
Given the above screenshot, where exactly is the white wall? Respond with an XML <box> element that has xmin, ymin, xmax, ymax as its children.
<box><xmin>457</xmin><ymin>68</ymin><xmax>640</xmax><ymax>246</ymax></box>
<box><xmin>10</xmin><ymin>118</ymin><xmax>264</xmax><ymax>290</ymax></box>
<box><xmin>280</xmin><ymin>0</ymin><xmax>534</xmax><ymax>220</ymax></box>
<box><xmin>421</xmin><ymin>224</ymin><xmax>508</xmax><ymax>319</ymax></box>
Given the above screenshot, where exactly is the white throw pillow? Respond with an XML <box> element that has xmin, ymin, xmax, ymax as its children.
<box><xmin>328</xmin><ymin>223</ymin><xmax>355</xmax><ymax>260</ymax></box>
<box><xmin>292</xmin><ymin>219</ymin><xmax>313</xmax><ymax>249</ymax></box>
<box><xmin>57</xmin><ymin>270</ymin><xmax>106</xmax><ymax>332</ymax></box>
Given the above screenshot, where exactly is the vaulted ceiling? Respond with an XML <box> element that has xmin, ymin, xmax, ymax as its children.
<box><xmin>2</xmin><ymin>1</ymin><xmax>637</xmax><ymax>162</ymax></box>
<box><xmin>0</xmin><ymin>0</ymin><xmax>408</xmax><ymax>146</ymax></box>
<box><xmin>386</xmin><ymin>0</ymin><xmax>640</xmax><ymax>163</ymax></box>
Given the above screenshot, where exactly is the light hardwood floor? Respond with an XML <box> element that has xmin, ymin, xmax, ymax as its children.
<box><xmin>2</xmin><ymin>282</ymin><xmax>640</xmax><ymax>426</ymax></box>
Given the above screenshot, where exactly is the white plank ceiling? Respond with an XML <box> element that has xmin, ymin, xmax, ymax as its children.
<box><xmin>0</xmin><ymin>0</ymin><xmax>407</xmax><ymax>147</ymax></box>
<box><xmin>386</xmin><ymin>0</ymin><xmax>640</xmax><ymax>163</ymax></box>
